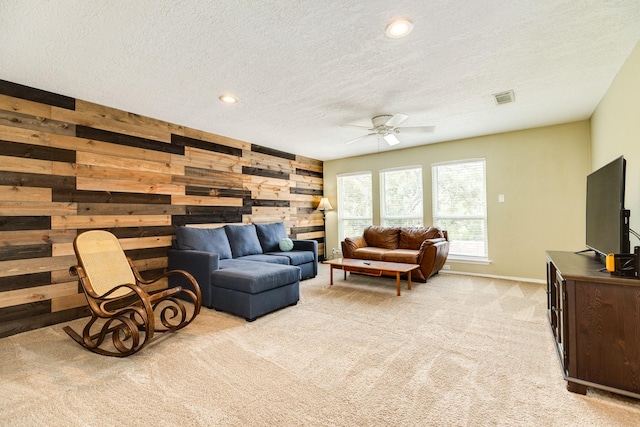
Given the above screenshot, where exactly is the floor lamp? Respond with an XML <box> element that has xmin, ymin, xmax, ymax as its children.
<box><xmin>317</xmin><ymin>197</ymin><xmax>333</xmax><ymax>260</ymax></box>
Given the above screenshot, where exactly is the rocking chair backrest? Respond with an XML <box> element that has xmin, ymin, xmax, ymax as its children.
<box><xmin>73</xmin><ymin>230</ymin><xmax>136</xmax><ymax>299</ymax></box>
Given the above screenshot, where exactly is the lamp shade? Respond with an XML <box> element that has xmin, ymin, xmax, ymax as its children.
<box><xmin>317</xmin><ymin>197</ymin><xmax>333</xmax><ymax>211</ymax></box>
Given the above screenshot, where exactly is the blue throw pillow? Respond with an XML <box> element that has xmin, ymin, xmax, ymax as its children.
<box><xmin>224</xmin><ymin>224</ymin><xmax>264</xmax><ymax>257</ymax></box>
<box><xmin>175</xmin><ymin>226</ymin><xmax>232</xmax><ymax>259</ymax></box>
<box><xmin>255</xmin><ymin>222</ymin><xmax>288</xmax><ymax>252</ymax></box>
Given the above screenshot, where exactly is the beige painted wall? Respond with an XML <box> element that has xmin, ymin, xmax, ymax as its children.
<box><xmin>591</xmin><ymin>40</ymin><xmax>640</xmax><ymax>245</ymax></box>
<box><xmin>323</xmin><ymin>121</ymin><xmax>591</xmax><ymax>281</ymax></box>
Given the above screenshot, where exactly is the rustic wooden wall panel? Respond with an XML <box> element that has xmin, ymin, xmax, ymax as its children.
<box><xmin>76</xmin><ymin>151</ymin><xmax>174</xmax><ymax>174</ymax></box>
<box><xmin>172</xmin><ymin>134</ymin><xmax>243</xmax><ymax>156</ymax></box>
<box><xmin>0</xmin><ymin>272</ymin><xmax>51</xmax><ymax>291</ymax></box>
<box><xmin>53</xmin><ymin>100</ymin><xmax>179</xmax><ymax>142</ymax></box>
<box><xmin>0</xmin><ymin>255</ymin><xmax>78</xmax><ymax>278</ymax></box>
<box><xmin>77</xmin><ymin>203</ymin><xmax>185</xmax><ymax>216</ymax></box>
<box><xmin>53</xmin><ymin>189</ymin><xmax>172</xmax><ymax>204</ymax></box>
<box><xmin>251</xmin><ymin>144</ymin><xmax>296</xmax><ymax>161</ymax></box>
<box><xmin>0</xmin><ymin>110</ymin><xmax>75</xmax><ymax>136</ymax></box>
<box><xmin>0</xmin><ymin>80</ymin><xmax>75</xmax><ymax>110</ymax></box>
<box><xmin>180</xmin><ymin>129</ymin><xmax>250</xmax><ymax>154</ymax></box>
<box><xmin>76</xmin><ymin>126</ymin><xmax>183</xmax><ymax>154</ymax></box>
<box><xmin>52</xmin><ymin>134</ymin><xmax>174</xmax><ymax>164</ymax></box>
<box><xmin>0</xmin><ymin>79</ymin><xmax>324</xmax><ymax>337</ymax></box>
<box><xmin>0</xmin><ymin>185</ymin><xmax>51</xmax><ymax>201</ymax></box>
<box><xmin>171</xmin><ymin>195</ymin><xmax>243</xmax><ymax>207</ymax></box>
<box><xmin>178</xmin><ymin>166</ymin><xmax>246</xmax><ymax>189</ymax></box>
<box><xmin>0</xmin><ymin>94</ymin><xmax>53</xmax><ymax>118</ymax></box>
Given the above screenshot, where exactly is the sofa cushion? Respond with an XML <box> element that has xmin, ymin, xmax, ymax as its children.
<box><xmin>398</xmin><ymin>227</ymin><xmax>443</xmax><ymax>250</ymax></box>
<box><xmin>255</xmin><ymin>222</ymin><xmax>288</xmax><ymax>252</ymax></box>
<box><xmin>175</xmin><ymin>226</ymin><xmax>232</xmax><ymax>260</ymax></box>
<box><xmin>225</xmin><ymin>224</ymin><xmax>263</xmax><ymax>258</ymax></box>
<box><xmin>352</xmin><ymin>247</ymin><xmax>388</xmax><ymax>261</ymax></box>
<box><xmin>237</xmin><ymin>254</ymin><xmax>290</xmax><ymax>265</ymax></box>
<box><xmin>213</xmin><ymin>259</ymin><xmax>300</xmax><ymax>294</ymax></box>
<box><xmin>383</xmin><ymin>249</ymin><xmax>420</xmax><ymax>264</ymax></box>
<box><xmin>363</xmin><ymin>226</ymin><xmax>400</xmax><ymax>250</ymax></box>
<box><xmin>266</xmin><ymin>250</ymin><xmax>314</xmax><ymax>266</ymax></box>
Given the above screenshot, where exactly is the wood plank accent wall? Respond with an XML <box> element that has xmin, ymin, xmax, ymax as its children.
<box><xmin>0</xmin><ymin>80</ymin><xmax>324</xmax><ymax>338</ymax></box>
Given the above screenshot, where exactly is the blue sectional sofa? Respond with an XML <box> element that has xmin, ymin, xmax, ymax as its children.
<box><xmin>168</xmin><ymin>222</ymin><xmax>318</xmax><ymax>321</ymax></box>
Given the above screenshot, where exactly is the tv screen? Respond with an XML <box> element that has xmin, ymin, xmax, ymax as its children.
<box><xmin>585</xmin><ymin>156</ymin><xmax>630</xmax><ymax>256</ymax></box>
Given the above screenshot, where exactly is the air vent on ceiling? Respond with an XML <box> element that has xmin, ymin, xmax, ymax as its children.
<box><xmin>492</xmin><ymin>90</ymin><xmax>515</xmax><ymax>105</ymax></box>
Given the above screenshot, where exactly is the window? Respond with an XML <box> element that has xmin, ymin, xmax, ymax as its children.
<box><xmin>432</xmin><ymin>159</ymin><xmax>488</xmax><ymax>259</ymax></box>
<box><xmin>337</xmin><ymin>172</ymin><xmax>372</xmax><ymax>241</ymax></box>
<box><xmin>380</xmin><ymin>166</ymin><xmax>423</xmax><ymax>227</ymax></box>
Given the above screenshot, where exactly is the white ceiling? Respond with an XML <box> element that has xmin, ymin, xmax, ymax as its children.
<box><xmin>1</xmin><ymin>1</ymin><xmax>639</xmax><ymax>161</ymax></box>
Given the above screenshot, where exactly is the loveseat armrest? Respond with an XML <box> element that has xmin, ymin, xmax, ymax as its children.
<box><xmin>417</xmin><ymin>239</ymin><xmax>450</xmax><ymax>280</ymax></box>
<box><xmin>292</xmin><ymin>239</ymin><xmax>318</xmax><ymax>256</ymax></box>
<box><xmin>341</xmin><ymin>236</ymin><xmax>367</xmax><ymax>258</ymax></box>
<box><xmin>421</xmin><ymin>237</ymin><xmax>447</xmax><ymax>246</ymax></box>
<box><xmin>168</xmin><ymin>249</ymin><xmax>219</xmax><ymax>307</ymax></box>
<box><xmin>292</xmin><ymin>239</ymin><xmax>318</xmax><ymax>276</ymax></box>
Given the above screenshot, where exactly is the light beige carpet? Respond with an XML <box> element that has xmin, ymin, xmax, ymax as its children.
<box><xmin>1</xmin><ymin>264</ymin><xmax>639</xmax><ymax>426</ymax></box>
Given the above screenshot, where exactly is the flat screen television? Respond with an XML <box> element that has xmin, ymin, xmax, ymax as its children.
<box><xmin>585</xmin><ymin>156</ymin><xmax>630</xmax><ymax>256</ymax></box>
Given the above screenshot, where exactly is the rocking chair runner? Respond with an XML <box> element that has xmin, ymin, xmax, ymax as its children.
<box><xmin>64</xmin><ymin>230</ymin><xmax>202</xmax><ymax>357</ymax></box>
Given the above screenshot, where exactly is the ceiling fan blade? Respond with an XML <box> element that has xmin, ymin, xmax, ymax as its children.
<box><xmin>384</xmin><ymin>113</ymin><xmax>409</xmax><ymax>128</ymax></box>
<box><xmin>343</xmin><ymin>123</ymin><xmax>373</xmax><ymax>129</ymax></box>
<box><xmin>383</xmin><ymin>133</ymin><xmax>401</xmax><ymax>146</ymax></box>
<box><xmin>345</xmin><ymin>133</ymin><xmax>376</xmax><ymax>144</ymax></box>
<box><xmin>396</xmin><ymin>125</ymin><xmax>436</xmax><ymax>133</ymax></box>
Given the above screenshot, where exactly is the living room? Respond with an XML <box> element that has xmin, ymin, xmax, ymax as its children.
<box><xmin>1</xmin><ymin>1</ymin><xmax>640</xmax><ymax>424</ymax></box>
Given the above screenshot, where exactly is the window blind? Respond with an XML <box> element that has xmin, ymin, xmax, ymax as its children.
<box><xmin>337</xmin><ymin>172</ymin><xmax>373</xmax><ymax>241</ymax></box>
<box><xmin>432</xmin><ymin>159</ymin><xmax>488</xmax><ymax>258</ymax></box>
<box><xmin>380</xmin><ymin>166</ymin><xmax>423</xmax><ymax>227</ymax></box>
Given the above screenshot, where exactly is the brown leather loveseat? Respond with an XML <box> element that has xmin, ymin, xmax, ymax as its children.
<box><xmin>341</xmin><ymin>226</ymin><xmax>449</xmax><ymax>282</ymax></box>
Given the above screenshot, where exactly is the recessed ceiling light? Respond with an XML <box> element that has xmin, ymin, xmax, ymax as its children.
<box><xmin>385</xmin><ymin>19</ymin><xmax>413</xmax><ymax>38</ymax></box>
<box><xmin>219</xmin><ymin>94</ymin><xmax>238</xmax><ymax>104</ymax></box>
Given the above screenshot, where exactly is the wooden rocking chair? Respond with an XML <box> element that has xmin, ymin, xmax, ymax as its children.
<box><xmin>63</xmin><ymin>230</ymin><xmax>202</xmax><ymax>357</ymax></box>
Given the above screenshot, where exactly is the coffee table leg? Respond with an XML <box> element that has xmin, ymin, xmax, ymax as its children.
<box><xmin>396</xmin><ymin>272</ymin><xmax>401</xmax><ymax>296</ymax></box>
<box><xmin>408</xmin><ymin>272</ymin><xmax>412</xmax><ymax>290</ymax></box>
<box><xmin>330</xmin><ymin>265</ymin><xmax>334</xmax><ymax>286</ymax></box>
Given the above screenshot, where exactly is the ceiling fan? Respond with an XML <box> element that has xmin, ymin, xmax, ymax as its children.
<box><xmin>344</xmin><ymin>113</ymin><xmax>435</xmax><ymax>146</ymax></box>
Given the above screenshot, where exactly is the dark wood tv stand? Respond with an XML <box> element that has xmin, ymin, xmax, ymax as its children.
<box><xmin>546</xmin><ymin>251</ymin><xmax>640</xmax><ymax>399</ymax></box>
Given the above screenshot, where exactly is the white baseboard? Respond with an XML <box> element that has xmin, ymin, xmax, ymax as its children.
<box><xmin>440</xmin><ymin>269</ymin><xmax>545</xmax><ymax>284</ymax></box>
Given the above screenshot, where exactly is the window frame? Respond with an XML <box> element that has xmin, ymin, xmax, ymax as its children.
<box><xmin>431</xmin><ymin>158</ymin><xmax>489</xmax><ymax>262</ymax></box>
<box><xmin>380</xmin><ymin>165</ymin><xmax>424</xmax><ymax>227</ymax></box>
<box><xmin>337</xmin><ymin>171</ymin><xmax>373</xmax><ymax>242</ymax></box>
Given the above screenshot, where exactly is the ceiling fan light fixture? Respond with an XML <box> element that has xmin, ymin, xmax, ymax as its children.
<box><xmin>342</xmin><ymin>113</ymin><xmax>434</xmax><ymax>146</ymax></box>
<box><xmin>385</xmin><ymin>19</ymin><xmax>413</xmax><ymax>38</ymax></box>
<box><xmin>383</xmin><ymin>133</ymin><xmax>401</xmax><ymax>146</ymax></box>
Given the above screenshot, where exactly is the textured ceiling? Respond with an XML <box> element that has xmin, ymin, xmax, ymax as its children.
<box><xmin>1</xmin><ymin>1</ymin><xmax>639</xmax><ymax>161</ymax></box>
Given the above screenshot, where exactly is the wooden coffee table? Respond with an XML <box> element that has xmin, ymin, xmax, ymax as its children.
<box><xmin>324</xmin><ymin>258</ymin><xmax>420</xmax><ymax>296</ymax></box>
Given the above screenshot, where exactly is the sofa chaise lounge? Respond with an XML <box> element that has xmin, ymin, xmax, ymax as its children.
<box><xmin>168</xmin><ymin>222</ymin><xmax>318</xmax><ymax>321</ymax></box>
<box><xmin>341</xmin><ymin>225</ymin><xmax>449</xmax><ymax>282</ymax></box>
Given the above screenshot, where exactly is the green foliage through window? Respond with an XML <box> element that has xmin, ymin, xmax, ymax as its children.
<box><xmin>432</xmin><ymin>159</ymin><xmax>488</xmax><ymax>258</ymax></box>
<box><xmin>381</xmin><ymin>167</ymin><xmax>423</xmax><ymax>227</ymax></box>
<box><xmin>338</xmin><ymin>173</ymin><xmax>372</xmax><ymax>240</ymax></box>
